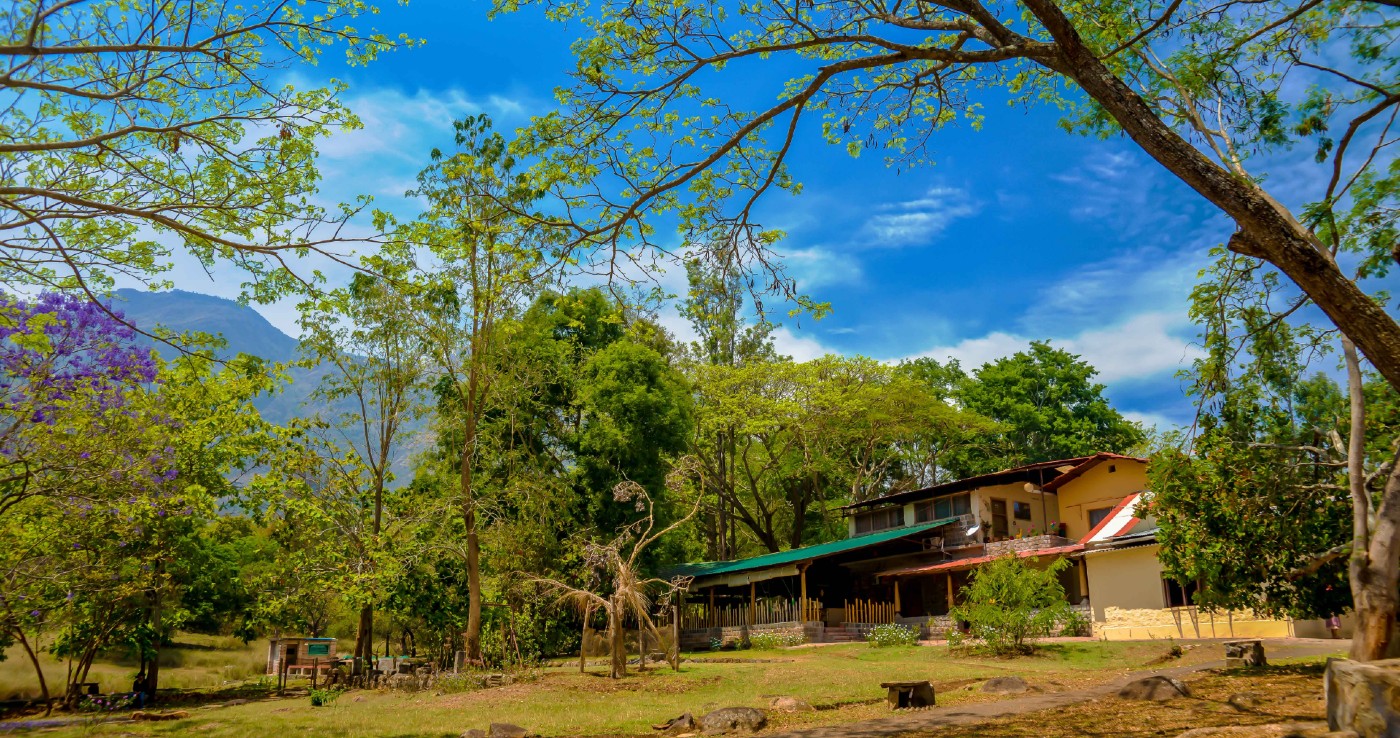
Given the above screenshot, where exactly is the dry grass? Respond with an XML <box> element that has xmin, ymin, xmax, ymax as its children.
<box><xmin>0</xmin><ymin>633</ymin><xmax>266</xmax><ymax>700</ymax></box>
<box><xmin>907</xmin><ymin>663</ymin><xmax>1331</xmax><ymax>738</ymax></box>
<box><xmin>16</xmin><ymin>639</ymin><xmax>1265</xmax><ymax>738</ymax></box>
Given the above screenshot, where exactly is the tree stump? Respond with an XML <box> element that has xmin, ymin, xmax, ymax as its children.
<box><xmin>881</xmin><ymin>680</ymin><xmax>935</xmax><ymax>708</ymax></box>
<box><xmin>1223</xmin><ymin>639</ymin><xmax>1266</xmax><ymax>668</ymax></box>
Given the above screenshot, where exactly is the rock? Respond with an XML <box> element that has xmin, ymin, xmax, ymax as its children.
<box><xmin>1117</xmin><ymin>675</ymin><xmax>1191</xmax><ymax>701</ymax></box>
<box><xmin>131</xmin><ymin>711</ymin><xmax>191</xmax><ymax>721</ymax></box>
<box><xmin>1227</xmin><ymin>692</ymin><xmax>1262</xmax><ymax>712</ymax></box>
<box><xmin>699</xmin><ymin>707</ymin><xmax>767</xmax><ymax>734</ymax></box>
<box><xmin>462</xmin><ymin>730</ymin><xmax>487</xmax><ymax>738</ymax></box>
<box><xmin>982</xmin><ymin>676</ymin><xmax>1029</xmax><ymax>695</ymax></box>
<box><xmin>768</xmin><ymin>696</ymin><xmax>814</xmax><ymax>712</ymax></box>
<box><xmin>222</xmin><ymin>699</ymin><xmax>249</xmax><ymax>707</ymax></box>
<box><xmin>1325</xmin><ymin>657</ymin><xmax>1400</xmax><ymax>737</ymax></box>
<box><xmin>489</xmin><ymin>723</ymin><xmax>532</xmax><ymax>738</ymax></box>
<box><xmin>653</xmin><ymin>713</ymin><xmax>698</xmax><ymax>733</ymax></box>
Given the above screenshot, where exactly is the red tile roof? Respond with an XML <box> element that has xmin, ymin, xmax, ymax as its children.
<box><xmin>877</xmin><ymin>543</ymin><xmax>1085</xmax><ymax>578</ymax></box>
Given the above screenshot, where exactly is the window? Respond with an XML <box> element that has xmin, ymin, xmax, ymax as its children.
<box><xmin>916</xmin><ymin>493</ymin><xmax>971</xmax><ymax>522</ymax></box>
<box><xmin>1162</xmin><ymin>578</ymin><xmax>1199</xmax><ymax>608</ymax></box>
<box><xmin>1088</xmin><ymin>506</ymin><xmax>1114</xmax><ymax>530</ymax></box>
<box><xmin>1013</xmin><ymin>501</ymin><xmax>1033</xmax><ymax>521</ymax></box>
<box><xmin>855</xmin><ymin>506</ymin><xmax>905</xmax><ymax>534</ymax></box>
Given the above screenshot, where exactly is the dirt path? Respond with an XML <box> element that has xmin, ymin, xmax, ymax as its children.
<box><xmin>770</xmin><ymin>639</ymin><xmax>1345</xmax><ymax>738</ymax></box>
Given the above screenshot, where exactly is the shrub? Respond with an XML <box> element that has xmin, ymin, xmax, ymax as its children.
<box><xmin>748</xmin><ymin>631</ymin><xmax>806</xmax><ymax>649</ymax></box>
<box><xmin>865</xmin><ymin>623</ymin><xmax>919</xmax><ymax>648</ymax></box>
<box><xmin>308</xmin><ymin>687</ymin><xmax>344</xmax><ymax>707</ymax></box>
<box><xmin>949</xmin><ymin>555</ymin><xmax>1076</xmax><ymax>656</ymax></box>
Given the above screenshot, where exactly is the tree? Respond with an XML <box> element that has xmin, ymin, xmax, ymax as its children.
<box><xmin>531</xmin><ymin>459</ymin><xmax>703</xmax><ymax>679</ymax></box>
<box><xmin>386</xmin><ymin>114</ymin><xmax>556</xmax><ymax>664</ymax></box>
<box><xmin>298</xmin><ymin>273</ymin><xmax>428</xmax><ymax>669</ymax></box>
<box><xmin>1151</xmin><ymin>249</ymin><xmax>1400</xmax><ymax>659</ymax></box>
<box><xmin>949</xmin><ymin>555</ymin><xmax>1079</xmax><ymax>656</ymax></box>
<box><xmin>955</xmin><ymin>342</ymin><xmax>1144</xmax><ymax>475</ymax></box>
<box><xmin>0</xmin><ymin>0</ymin><xmax>412</xmax><ymax>298</ymax></box>
<box><xmin>680</xmin><ymin>257</ymin><xmax>776</xmax><ymax>560</ymax></box>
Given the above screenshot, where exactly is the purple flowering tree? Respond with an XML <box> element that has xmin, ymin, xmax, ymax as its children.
<box><xmin>0</xmin><ymin>293</ymin><xmax>159</xmax><ymax>518</ymax></box>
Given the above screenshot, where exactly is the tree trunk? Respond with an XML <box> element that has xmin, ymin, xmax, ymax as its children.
<box><xmin>355</xmin><ymin>605</ymin><xmax>373</xmax><ymax>666</ymax></box>
<box><xmin>146</xmin><ymin>561</ymin><xmax>163</xmax><ymax>703</ymax></box>
<box><xmin>609</xmin><ymin>598</ymin><xmax>626</xmax><ymax>679</ymax></box>
<box><xmin>1020</xmin><ymin>0</ymin><xmax>1400</xmax><ymax>395</ymax></box>
<box><xmin>13</xmin><ymin>626</ymin><xmax>50</xmax><ymax>715</ymax></box>
<box><xmin>1352</xmin><ymin>461</ymin><xmax>1400</xmax><ymax>660</ymax></box>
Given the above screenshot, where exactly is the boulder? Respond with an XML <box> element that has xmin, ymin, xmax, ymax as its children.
<box><xmin>699</xmin><ymin>707</ymin><xmax>767</xmax><ymax>734</ymax></box>
<box><xmin>653</xmin><ymin>713</ymin><xmax>698</xmax><ymax>733</ymax></box>
<box><xmin>462</xmin><ymin>731</ymin><xmax>487</xmax><ymax>738</ymax></box>
<box><xmin>768</xmin><ymin>696</ymin><xmax>814</xmax><ymax>712</ymax></box>
<box><xmin>982</xmin><ymin>676</ymin><xmax>1029</xmax><ymax>695</ymax></box>
<box><xmin>489</xmin><ymin>724</ymin><xmax>532</xmax><ymax>738</ymax></box>
<box><xmin>1117</xmin><ymin>676</ymin><xmax>1192</xmax><ymax>701</ymax></box>
<box><xmin>1325</xmin><ymin>657</ymin><xmax>1400</xmax><ymax>737</ymax></box>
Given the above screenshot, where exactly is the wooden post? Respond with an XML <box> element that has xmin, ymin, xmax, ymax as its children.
<box><xmin>580</xmin><ymin>605</ymin><xmax>591</xmax><ymax>674</ymax></box>
<box><xmin>709</xmin><ymin>588</ymin><xmax>716</xmax><ymax>628</ymax></box>
<box><xmin>312</xmin><ymin>657</ymin><xmax>319</xmax><ymax>690</ymax></box>
<box><xmin>748</xmin><ymin>582</ymin><xmax>756</xmax><ymax>626</ymax></box>
<box><xmin>893</xmin><ymin>580</ymin><xmax>902</xmax><ymax>617</ymax></box>
<box><xmin>946</xmin><ymin>574</ymin><xmax>955</xmax><ymax>612</ymax></box>
<box><xmin>800</xmin><ymin>565</ymin><xmax>809</xmax><ymax>622</ymax></box>
<box><xmin>671</xmin><ymin>605</ymin><xmax>681</xmax><ymax>672</ymax></box>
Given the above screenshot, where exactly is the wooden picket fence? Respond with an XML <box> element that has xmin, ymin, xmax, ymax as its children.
<box><xmin>676</xmin><ymin>599</ymin><xmax>822</xmax><ymax>629</ymax></box>
<box><xmin>842</xmin><ymin>598</ymin><xmax>896</xmax><ymax>625</ymax></box>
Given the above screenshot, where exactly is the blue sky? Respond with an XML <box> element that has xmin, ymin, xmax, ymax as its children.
<box><xmin>168</xmin><ymin>0</ymin><xmax>1292</xmax><ymax>431</ymax></box>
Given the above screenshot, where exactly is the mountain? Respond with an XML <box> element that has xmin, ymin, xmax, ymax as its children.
<box><xmin>114</xmin><ymin>289</ymin><xmax>299</xmax><ymax>363</ymax></box>
<box><xmin>113</xmin><ymin>288</ymin><xmax>322</xmax><ymax>425</ymax></box>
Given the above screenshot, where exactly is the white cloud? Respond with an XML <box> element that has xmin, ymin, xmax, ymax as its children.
<box><xmin>771</xmin><ymin>326</ymin><xmax>835</xmax><ymax>362</ymax></box>
<box><xmin>861</xmin><ymin>185</ymin><xmax>980</xmax><ymax>246</ymax></box>
<box><xmin>906</xmin><ymin>311</ymin><xmax>1203</xmax><ymax>384</ymax></box>
<box><xmin>782</xmin><ymin>246</ymin><xmax>863</xmax><ymax>290</ymax></box>
<box><xmin>1122</xmin><ymin>410</ymin><xmax>1185</xmax><ymax>433</ymax></box>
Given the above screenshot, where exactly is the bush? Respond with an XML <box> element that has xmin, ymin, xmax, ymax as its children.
<box><xmin>865</xmin><ymin>623</ymin><xmax>919</xmax><ymax>648</ymax></box>
<box><xmin>748</xmin><ymin>631</ymin><xmax>806</xmax><ymax>649</ymax></box>
<box><xmin>308</xmin><ymin>687</ymin><xmax>344</xmax><ymax>707</ymax></box>
<box><xmin>949</xmin><ymin>555</ymin><xmax>1076</xmax><ymax>656</ymax></box>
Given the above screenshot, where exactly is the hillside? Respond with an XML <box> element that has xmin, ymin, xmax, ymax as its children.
<box><xmin>112</xmin><ymin>289</ymin><xmax>322</xmax><ymax>425</ymax></box>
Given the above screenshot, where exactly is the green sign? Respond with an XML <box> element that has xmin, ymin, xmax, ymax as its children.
<box><xmin>307</xmin><ymin>643</ymin><xmax>331</xmax><ymax>657</ymax></box>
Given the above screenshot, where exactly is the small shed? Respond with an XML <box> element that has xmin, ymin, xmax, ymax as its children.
<box><xmin>266</xmin><ymin>637</ymin><xmax>337</xmax><ymax>676</ymax></box>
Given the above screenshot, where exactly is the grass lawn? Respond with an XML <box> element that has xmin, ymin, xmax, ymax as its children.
<box><xmin>13</xmin><ymin>639</ymin><xmax>1261</xmax><ymax>738</ymax></box>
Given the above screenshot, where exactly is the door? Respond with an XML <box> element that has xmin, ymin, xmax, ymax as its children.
<box><xmin>990</xmin><ymin>498</ymin><xmax>1009</xmax><ymax>540</ymax></box>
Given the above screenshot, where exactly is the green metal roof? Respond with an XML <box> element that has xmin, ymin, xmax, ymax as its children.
<box><xmin>667</xmin><ymin>518</ymin><xmax>958</xmax><ymax>579</ymax></box>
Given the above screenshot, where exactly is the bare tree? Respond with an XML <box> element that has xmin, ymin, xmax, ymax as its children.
<box><xmin>532</xmin><ymin>458</ymin><xmax>703</xmax><ymax>678</ymax></box>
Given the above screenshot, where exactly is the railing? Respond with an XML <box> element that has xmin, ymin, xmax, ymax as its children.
<box><xmin>676</xmin><ymin>599</ymin><xmax>822</xmax><ymax>629</ymax></box>
<box><xmin>842</xmin><ymin>598</ymin><xmax>896</xmax><ymax>624</ymax></box>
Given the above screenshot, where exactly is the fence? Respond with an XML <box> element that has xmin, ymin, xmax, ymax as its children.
<box><xmin>676</xmin><ymin>599</ymin><xmax>822</xmax><ymax>629</ymax></box>
<box><xmin>842</xmin><ymin>598</ymin><xmax>896</xmax><ymax>624</ymax></box>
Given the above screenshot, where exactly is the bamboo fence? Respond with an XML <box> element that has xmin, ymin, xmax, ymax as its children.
<box><xmin>841</xmin><ymin>598</ymin><xmax>896</xmax><ymax>624</ymax></box>
<box><xmin>675</xmin><ymin>599</ymin><xmax>822</xmax><ymax>629</ymax></box>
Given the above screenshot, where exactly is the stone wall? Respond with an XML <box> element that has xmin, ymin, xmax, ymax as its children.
<box><xmin>1095</xmin><ymin>606</ymin><xmax>1294</xmax><ymax>640</ymax></box>
<box><xmin>984</xmin><ymin>535</ymin><xmax>1073</xmax><ymax>557</ymax></box>
<box><xmin>677</xmin><ymin>621</ymin><xmax>821</xmax><ymax>651</ymax></box>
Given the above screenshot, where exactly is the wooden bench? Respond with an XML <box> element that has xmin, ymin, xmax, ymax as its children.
<box><xmin>1223</xmin><ymin>639</ymin><xmax>1267</xmax><ymax>668</ymax></box>
<box><xmin>880</xmin><ymin>680</ymin><xmax>935</xmax><ymax>708</ymax></box>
